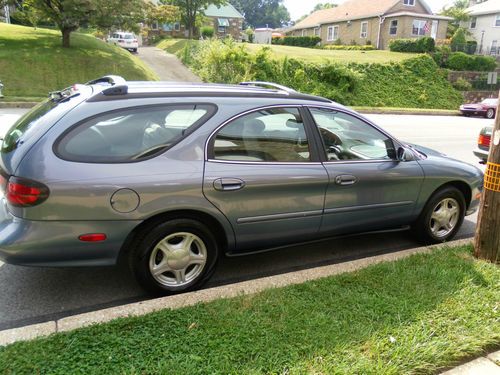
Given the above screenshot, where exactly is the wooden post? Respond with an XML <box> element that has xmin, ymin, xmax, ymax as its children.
<box><xmin>474</xmin><ymin>90</ymin><xmax>500</xmax><ymax>263</ymax></box>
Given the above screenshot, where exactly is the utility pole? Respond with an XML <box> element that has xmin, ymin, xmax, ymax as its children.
<box><xmin>474</xmin><ymin>90</ymin><xmax>500</xmax><ymax>263</ymax></box>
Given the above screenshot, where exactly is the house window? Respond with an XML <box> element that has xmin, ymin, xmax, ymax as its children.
<box><xmin>217</xmin><ymin>18</ymin><xmax>230</xmax><ymax>33</ymax></box>
<box><xmin>360</xmin><ymin>21</ymin><xmax>368</xmax><ymax>38</ymax></box>
<box><xmin>495</xmin><ymin>14</ymin><xmax>500</xmax><ymax>27</ymax></box>
<box><xmin>327</xmin><ymin>25</ymin><xmax>339</xmax><ymax>41</ymax></box>
<box><xmin>491</xmin><ymin>41</ymin><xmax>498</xmax><ymax>55</ymax></box>
<box><xmin>174</xmin><ymin>22</ymin><xmax>180</xmax><ymax>31</ymax></box>
<box><xmin>470</xmin><ymin>17</ymin><xmax>477</xmax><ymax>29</ymax></box>
<box><xmin>412</xmin><ymin>19</ymin><xmax>426</xmax><ymax>36</ymax></box>
<box><xmin>301</xmin><ymin>29</ymin><xmax>306</xmax><ymax>36</ymax></box>
<box><xmin>151</xmin><ymin>21</ymin><xmax>158</xmax><ymax>30</ymax></box>
<box><xmin>314</xmin><ymin>27</ymin><xmax>320</xmax><ymax>36</ymax></box>
<box><xmin>389</xmin><ymin>20</ymin><xmax>398</xmax><ymax>35</ymax></box>
<box><xmin>403</xmin><ymin>0</ymin><xmax>415</xmax><ymax>5</ymax></box>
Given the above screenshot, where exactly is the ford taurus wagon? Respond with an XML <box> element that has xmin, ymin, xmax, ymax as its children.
<box><xmin>0</xmin><ymin>76</ymin><xmax>484</xmax><ymax>295</ymax></box>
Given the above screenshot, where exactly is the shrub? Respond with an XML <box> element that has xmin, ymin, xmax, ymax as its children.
<box><xmin>200</xmin><ymin>26</ymin><xmax>214</xmax><ymax>38</ymax></box>
<box><xmin>271</xmin><ymin>36</ymin><xmax>321</xmax><ymax>47</ymax></box>
<box><xmin>452</xmin><ymin>77</ymin><xmax>473</xmax><ymax>91</ymax></box>
<box><xmin>450</xmin><ymin>28</ymin><xmax>466</xmax><ymax>52</ymax></box>
<box><xmin>389</xmin><ymin>37</ymin><xmax>435</xmax><ymax>53</ymax></box>
<box><xmin>446</xmin><ymin>52</ymin><xmax>497</xmax><ymax>71</ymax></box>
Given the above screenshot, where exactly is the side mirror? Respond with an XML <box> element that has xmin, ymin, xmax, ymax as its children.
<box><xmin>397</xmin><ymin>146</ymin><xmax>413</xmax><ymax>162</ymax></box>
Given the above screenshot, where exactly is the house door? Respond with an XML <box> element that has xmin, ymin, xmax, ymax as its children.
<box><xmin>431</xmin><ymin>20</ymin><xmax>438</xmax><ymax>40</ymax></box>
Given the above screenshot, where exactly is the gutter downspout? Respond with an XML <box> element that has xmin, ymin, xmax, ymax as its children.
<box><xmin>377</xmin><ymin>15</ymin><xmax>386</xmax><ymax>50</ymax></box>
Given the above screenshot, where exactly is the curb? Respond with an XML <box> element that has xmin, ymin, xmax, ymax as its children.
<box><xmin>0</xmin><ymin>238</ymin><xmax>473</xmax><ymax>347</ymax></box>
<box><xmin>0</xmin><ymin>102</ymin><xmax>39</xmax><ymax>109</ymax></box>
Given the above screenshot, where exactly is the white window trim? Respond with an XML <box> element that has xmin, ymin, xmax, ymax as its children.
<box><xmin>470</xmin><ymin>17</ymin><xmax>477</xmax><ymax>29</ymax></box>
<box><xmin>314</xmin><ymin>27</ymin><xmax>319</xmax><ymax>36</ymax></box>
<box><xmin>327</xmin><ymin>26</ymin><xmax>333</xmax><ymax>41</ymax></box>
<box><xmin>360</xmin><ymin>21</ymin><xmax>368</xmax><ymax>38</ymax></box>
<box><xmin>327</xmin><ymin>25</ymin><xmax>339</xmax><ymax>41</ymax></box>
<box><xmin>495</xmin><ymin>14</ymin><xmax>500</xmax><ymax>27</ymax></box>
<box><xmin>412</xmin><ymin>19</ymin><xmax>426</xmax><ymax>36</ymax></box>
<box><xmin>403</xmin><ymin>0</ymin><xmax>415</xmax><ymax>6</ymax></box>
<box><xmin>301</xmin><ymin>29</ymin><xmax>306</xmax><ymax>36</ymax></box>
<box><xmin>389</xmin><ymin>19</ymin><xmax>398</xmax><ymax>35</ymax></box>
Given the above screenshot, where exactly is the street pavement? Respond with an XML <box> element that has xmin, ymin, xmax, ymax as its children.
<box><xmin>0</xmin><ymin>109</ymin><xmax>490</xmax><ymax>330</ymax></box>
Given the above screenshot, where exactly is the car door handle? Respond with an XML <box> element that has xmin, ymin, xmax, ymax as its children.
<box><xmin>213</xmin><ymin>178</ymin><xmax>246</xmax><ymax>191</ymax></box>
<box><xmin>335</xmin><ymin>174</ymin><xmax>357</xmax><ymax>186</ymax></box>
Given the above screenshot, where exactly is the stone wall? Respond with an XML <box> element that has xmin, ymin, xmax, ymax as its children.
<box><xmin>462</xmin><ymin>91</ymin><xmax>498</xmax><ymax>103</ymax></box>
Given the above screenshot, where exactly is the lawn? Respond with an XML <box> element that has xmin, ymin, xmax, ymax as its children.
<box><xmin>1</xmin><ymin>244</ymin><xmax>499</xmax><ymax>374</ymax></box>
<box><xmin>0</xmin><ymin>23</ymin><xmax>158</xmax><ymax>99</ymax></box>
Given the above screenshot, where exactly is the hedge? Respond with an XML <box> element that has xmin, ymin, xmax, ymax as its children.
<box><xmin>389</xmin><ymin>37</ymin><xmax>435</xmax><ymax>53</ymax></box>
<box><xmin>272</xmin><ymin>36</ymin><xmax>321</xmax><ymax>48</ymax></box>
<box><xmin>445</xmin><ymin>52</ymin><xmax>497</xmax><ymax>72</ymax></box>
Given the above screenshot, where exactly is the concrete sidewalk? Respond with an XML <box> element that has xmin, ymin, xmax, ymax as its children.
<box><xmin>441</xmin><ymin>352</ymin><xmax>500</xmax><ymax>375</ymax></box>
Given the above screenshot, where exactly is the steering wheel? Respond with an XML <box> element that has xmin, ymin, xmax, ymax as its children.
<box><xmin>320</xmin><ymin>128</ymin><xmax>344</xmax><ymax>160</ymax></box>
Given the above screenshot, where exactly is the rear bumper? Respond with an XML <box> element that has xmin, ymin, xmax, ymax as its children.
<box><xmin>473</xmin><ymin>147</ymin><xmax>489</xmax><ymax>162</ymax></box>
<box><xmin>0</xmin><ymin>199</ymin><xmax>140</xmax><ymax>267</ymax></box>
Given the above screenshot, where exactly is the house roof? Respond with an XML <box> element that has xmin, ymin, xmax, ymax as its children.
<box><xmin>204</xmin><ymin>4</ymin><xmax>244</xmax><ymax>19</ymax></box>
<box><xmin>291</xmin><ymin>0</ymin><xmax>434</xmax><ymax>30</ymax></box>
<box><xmin>467</xmin><ymin>0</ymin><xmax>500</xmax><ymax>16</ymax></box>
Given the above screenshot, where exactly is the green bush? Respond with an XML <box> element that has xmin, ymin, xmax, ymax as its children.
<box><xmin>200</xmin><ymin>26</ymin><xmax>214</xmax><ymax>38</ymax></box>
<box><xmin>452</xmin><ymin>77</ymin><xmax>473</xmax><ymax>91</ymax></box>
<box><xmin>322</xmin><ymin>45</ymin><xmax>375</xmax><ymax>51</ymax></box>
<box><xmin>389</xmin><ymin>37</ymin><xmax>435</xmax><ymax>53</ymax></box>
<box><xmin>179</xmin><ymin>39</ymin><xmax>463</xmax><ymax>109</ymax></box>
<box><xmin>450</xmin><ymin>28</ymin><xmax>466</xmax><ymax>52</ymax></box>
<box><xmin>272</xmin><ymin>36</ymin><xmax>321</xmax><ymax>47</ymax></box>
<box><xmin>446</xmin><ymin>52</ymin><xmax>497</xmax><ymax>71</ymax></box>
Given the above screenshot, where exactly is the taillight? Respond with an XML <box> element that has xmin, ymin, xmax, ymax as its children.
<box><xmin>478</xmin><ymin>134</ymin><xmax>491</xmax><ymax>148</ymax></box>
<box><xmin>5</xmin><ymin>177</ymin><xmax>49</xmax><ymax>207</ymax></box>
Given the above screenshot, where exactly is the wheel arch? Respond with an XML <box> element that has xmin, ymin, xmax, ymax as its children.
<box><xmin>117</xmin><ymin>209</ymin><xmax>230</xmax><ymax>264</ymax></box>
<box><xmin>424</xmin><ymin>180</ymin><xmax>471</xmax><ymax>211</ymax></box>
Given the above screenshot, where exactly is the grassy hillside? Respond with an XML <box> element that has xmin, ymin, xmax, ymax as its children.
<box><xmin>0</xmin><ymin>23</ymin><xmax>158</xmax><ymax>99</ymax></box>
<box><xmin>158</xmin><ymin>38</ymin><xmax>416</xmax><ymax>64</ymax></box>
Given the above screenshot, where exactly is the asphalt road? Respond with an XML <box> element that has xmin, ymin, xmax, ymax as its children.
<box><xmin>0</xmin><ymin>109</ymin><xmax>490</xmax><ymax>330</ymax></box>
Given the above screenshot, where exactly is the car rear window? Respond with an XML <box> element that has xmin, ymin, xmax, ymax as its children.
<box><xmin>2</xmin><ymin>100</ymin><xmax>58</xmax><ymax>154</ymax></box>
<box><xmin>55</xmin><ymin>104</ymin><xmax>216</xmax><ymax>163</ymax></box>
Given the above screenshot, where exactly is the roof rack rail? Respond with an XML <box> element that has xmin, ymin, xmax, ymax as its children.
<box><xmin>239</xmin><ymin>81</ymin><xmax>296</xmax><ymax>93</ymax></box>
<box><xmin>86</xmin><ymin>75</ymin><xmax>127</xmax><ymax>86</ymax></box>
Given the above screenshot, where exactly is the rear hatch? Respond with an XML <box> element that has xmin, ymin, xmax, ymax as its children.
<box><xmin>0</xmin><ymin>85</ymin><xmax>91</xmax><ymax>176</ymax></box>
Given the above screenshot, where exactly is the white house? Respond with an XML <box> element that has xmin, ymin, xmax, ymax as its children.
<box><xmin>465</xmin><ymin>0</ymin><xmax>500</xmax><ymax>55</ymax></box>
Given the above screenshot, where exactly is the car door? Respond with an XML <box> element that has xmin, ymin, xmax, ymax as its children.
<box><xmin>203</xmin><ymin>106</ymin><xmax>329</xmax><ymax>252</ymax></box>
<box><xmin>306</xmin><ymin>106</ymin><xmax>425</xmax><ymax>235</ymax></box>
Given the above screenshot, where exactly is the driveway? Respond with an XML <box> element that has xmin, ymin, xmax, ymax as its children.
<box><xmin>136</xmin><ymin>46</ymin><xmax>201</xmax><ymax>82</ymax></box>
<box><xmin>0</xmin><ymin>110</ymin><xmax>487</xmax><ymax>331</ymax></box>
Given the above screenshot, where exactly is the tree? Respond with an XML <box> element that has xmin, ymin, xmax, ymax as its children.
<box><xmin>144</xmin><ymin>3</ymin><xmax>180</xmax><ymax>26</ymax></box>
<box><xmin>163</xmin><ymin>0</ymin><xmax>227</xmax><ymax>38</ymax></box>
<box><xmin>440</xmin><ymin>0</ymin><xmax>470</xmax><ymax>38</ymax></box>
<box><xmin>295</xmin><ymin>2</ymin><xmax>337</xmax><ymax>25</ymax></box>
<box><xmin>474</xmin><ymin>90</ymin><xmax>500</xmax><ymax>264</ymax></box>
<box><xmin>230</xmin><ymin>0</ymin><xmax>290</xmax><ymax>29</ymax></box>
<box><xmin>11</xmin><ymin>0</ymin><xmax>148</xmax><ymax>48</ymax></box>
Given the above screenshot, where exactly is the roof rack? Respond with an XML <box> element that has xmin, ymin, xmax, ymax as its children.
<box><xmin>86</xmin><ymin>75</ymin><xmax>126</xmax><ymax>86</ymax></box>
<box><xmin>86</xmin><ymin>75</ymin><xmax>128</xmax><ymax>96</ymax></box>
<box><xmin>239</xmin><ymin>81</ymin><xmax>296</xmax><ymax>93</ymax></box>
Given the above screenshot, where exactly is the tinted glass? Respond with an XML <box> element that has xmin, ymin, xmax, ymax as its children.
<box><xmin>2</xmin><ymin>100</ymin><xmax>57</xmax><ymax>153</ymax></box>
<box><xmin>57</xmin><ymin>104</ymin><xmax>214</xmax><ymax>163</ymax></box>
<box><xmin>213</xmin><ymin>107</ymin><xmax>310</xmax><ymax>162</ymax></box>
<box><xmin>310</xmin><ymin>108</ymin><xmax>394</xmax><ymax>161</ymax></box>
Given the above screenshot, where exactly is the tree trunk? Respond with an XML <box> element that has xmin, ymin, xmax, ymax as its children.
<box><xmin>62</xmin><ymin>28</ymin><xmax>72</xmax><ymax>48</ymax></box>
<box><xmin>474</xmin><ymin>90</ymin><xmax>500</xmax><ymax>263</ymax></box>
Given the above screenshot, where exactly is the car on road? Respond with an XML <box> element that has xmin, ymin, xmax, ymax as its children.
<box><xmin>0</xmin><ymin>77</ymin><xmax>484</xmax><ymax>295</ymax></box>
<box><xmin>459</xmin><ymin>98</ymin><xmax>498</xmax><ymax>119</ymax></box>
<box><xmin>107</xmin><ymin>31</ymin><xmax>138</xmax><ymax>52</ymax></box>
<box><xmin>473</xmin><ymin>124</ymin><xmax>493</xmax><ymax>163</ymax></box>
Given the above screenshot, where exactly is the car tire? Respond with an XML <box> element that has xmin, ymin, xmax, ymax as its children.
<box><xmin>412</xmin><ymin>186</ymin><xmax>465</xmax><ymax>245</ymax></box>
<box><xmin>486</xmin><ymin>109</ymin><xmax>495</xmax><ymax>119</ymax></box>
<box><xmin>129</xmin><ymin>218</ymin><xmax>219</xmax><ymax>295</ymax></box>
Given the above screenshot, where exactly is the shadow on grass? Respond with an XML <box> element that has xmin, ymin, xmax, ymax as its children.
<box><xmin>0</xmin><ymin>246</ymin><xmax>498</xmax><ymax>374</ymax></box>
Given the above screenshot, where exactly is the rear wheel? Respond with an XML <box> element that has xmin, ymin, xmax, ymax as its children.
<box><xmin>412</xmin><ymin>186</ymin><xmax>465</xmax><ymax>244</ymax></box>
<box><xmin>486</xmin><ymin>108</ymin><xmax>495</xmax><ymax>119</ymax></box>
<box><xmin>129</xmin><ymin>219</ymin><xmax>219</xmax><ymax>295</ymax></box>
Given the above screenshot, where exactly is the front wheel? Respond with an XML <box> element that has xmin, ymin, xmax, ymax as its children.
<box><xmin>412</xmin><ymin>187</ymin><xmax>466</xmax><ymax>244</ymax></box>
<box><xmin>486</xmin><ymin>109</ymin><xmax>495</xmax><ymax>119</ymax></box>
<box><xmin>129</xmin><ymin>219</ymin><xmax>219</xmax><ymax>295</ymax></box>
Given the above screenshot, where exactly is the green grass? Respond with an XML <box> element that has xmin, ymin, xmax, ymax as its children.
<box><xmin>0</xmin><ymin>23</ymin><xmax>158</xmax><ymax>98</ymax></box>
<box><xmin>1</xmin><ymin>245</ymin><xmax>499</xmax><ymax>374</ymax></box>
<box><xmin>157</xmin><ymin>38</ymin><xmax>194</xmax><ymax>55</ymax></box>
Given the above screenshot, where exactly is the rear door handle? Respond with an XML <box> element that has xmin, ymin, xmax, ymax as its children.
<box><xmin>335</xmin><ymin>174</ymin><xmax>357</xmax><ymax>186</ymax></box>
<box><xmin>213</xmin><ymin>178</ymin><xmax>245</xmax><ymax>191</ymax></box>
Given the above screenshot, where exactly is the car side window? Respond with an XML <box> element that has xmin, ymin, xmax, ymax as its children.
<box><xmin>310</xmin><ymin>108</ymin><xmax>395</xmax><ymax>161</ymax></box>
<box><xmin>56</xmin><ymin>104</ymin><xmax>215</xmax><ymax>163</ymax></box>
<box><xmin>212</xmin><ymin>107</ymin><xmax>311</xmax><ymax>162</ymax></box>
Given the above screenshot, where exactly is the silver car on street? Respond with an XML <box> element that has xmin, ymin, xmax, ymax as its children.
<box><xmin>0</xmin><ymin>77</ymin><xmax>484</xmax><ymax>294</ymax></box>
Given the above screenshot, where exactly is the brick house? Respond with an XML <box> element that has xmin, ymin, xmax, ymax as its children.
<box><xmin>203</xmin><ymin>4</ymin><xmax>244</xmax><ymax>40</ymax></box>
<box><xmin>287</xmin><ymin>0</ymin><xmax>451</xmax><ymax>50</ymax></box>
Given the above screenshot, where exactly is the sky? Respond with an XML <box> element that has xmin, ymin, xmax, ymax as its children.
<box><xmin>283</xmin><ymin>0</ymin><xmax>456</xmax><ymax>21</ymax></box>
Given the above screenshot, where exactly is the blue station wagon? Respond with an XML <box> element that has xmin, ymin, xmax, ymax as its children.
<box><xmin>0</xmin><ymin>76</ymin><xmax>483</xmax><ymax>294</ymax></box>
